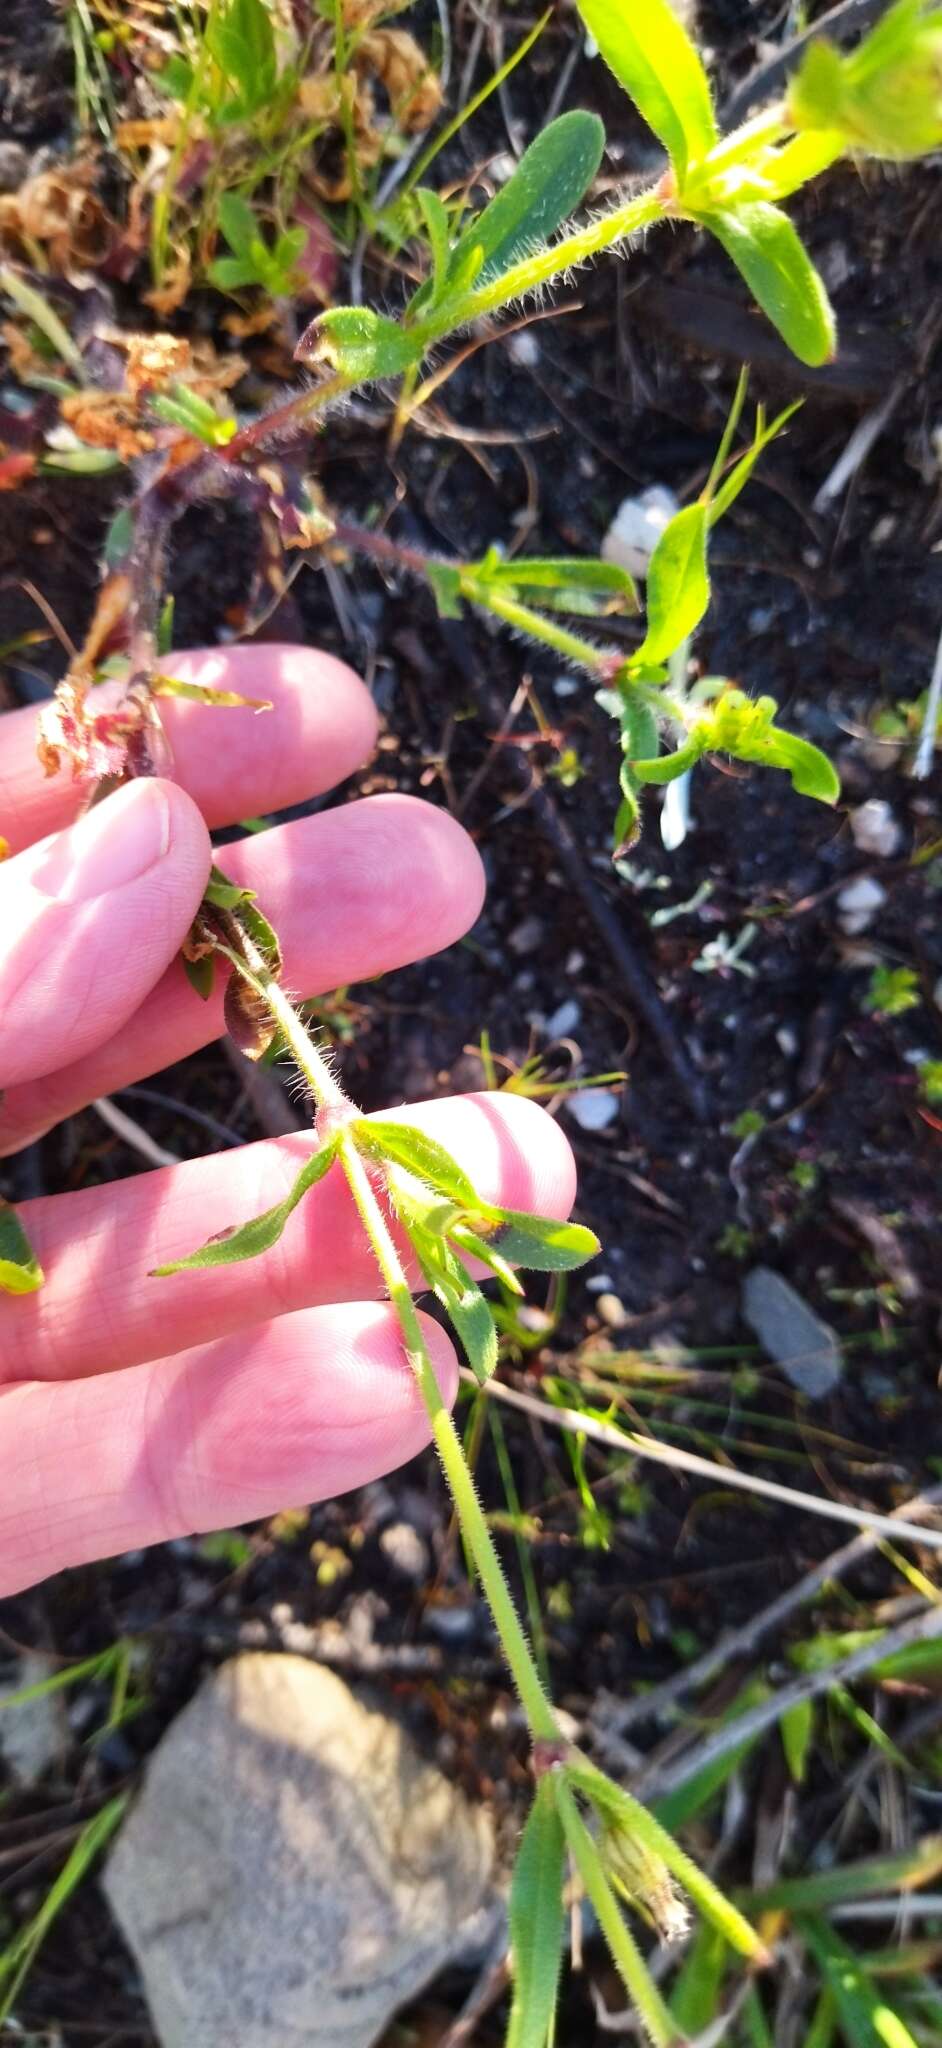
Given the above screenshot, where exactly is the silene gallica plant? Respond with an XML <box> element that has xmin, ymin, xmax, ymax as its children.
<box><xmin>4</xmin><ymin>1</ymin><xmax>942</xmax><ymax>2037</ymax></box>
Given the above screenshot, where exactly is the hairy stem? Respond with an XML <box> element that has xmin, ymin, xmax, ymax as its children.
<box><xmin>224</xmin><ymin>915</ymin><xmax>560</xmax><ymax>1740</ymax></box>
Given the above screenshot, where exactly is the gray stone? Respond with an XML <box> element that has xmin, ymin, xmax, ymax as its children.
<box><xmin>104</xmin><ymin>1654</ymin><xmax>495</xmax><ymax>2048</ymax></box>
<box><xmin>742</xmin><ymin>1267</ymin><xmax>842</xmax><ymax>1399</ymax></box>
<box><xmin>0</xmin><ymin>1653</ymin><xmax>65</xmax><ymax>1786</ymax></box>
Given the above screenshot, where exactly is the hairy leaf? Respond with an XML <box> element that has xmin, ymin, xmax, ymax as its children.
<box><xmin>578</xmin><ymin>0</ymin><xmax>717</xmax><ymax>180</ymax></box>
<box><xmin>705</xmin><ymin>203</ymin><xmax>836</xmax><ymax>366</ymax></box>
<box><xmin>206</xmin><ymin>0</ymin><xmax>277</xmax><ymax>114</ymax></box>
<box><xmin>355</xmin><ymin>1120</ymin><xmax>484</xmax><ymax>1212</ymax></box>
<box><xmin>413</xmin><ymin>1227</ymin><xmax>499</xmax><ymax>1384</ymax></box>
<box><xmin>448</xmin><ymin>110</ymin><xmax>604</xmax><ymax>289</ymax></box>
<box><xmin>488</xmin><ymin>1208</ymin><xmax>600</xmax><ymax>1272</ymax></box>
<box><xmin>151</xmin><ymin>1142</ymin><xmax>338</xmax><ymax>1275</ymax></box>
<box><xmin>506</xmin><ymin>1780</ymin><xmax>567</xmax><ymax>2048</ymax></box>
<box><xmin>0</xmin><ymin>1199</ymin><xmax>44</xmax><ymax>1295</ymax></box>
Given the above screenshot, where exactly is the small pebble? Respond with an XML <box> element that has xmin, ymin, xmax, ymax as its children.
<box><xmin>507</xmin><ymin>329</ymin><xmax>539</xmax><ymax>368</ymax></box>
<box><xmin>776</xmin><ymin>1024</ymin><xmax>798</xmax><ymax>1056</ymax></box>
<box><xmin>508</xmin><ymin>915</ymin><xmax>544</xmax><ymax>956</ymax></box>
<box><xmin>565</xmin><ymin>949</ymin><xmax>585</xmax><ymax>974</ymax></box>
<box><xmin>566</xmin><ymin>1088</ymin><xmax>620</xmax><ymax>1132</ymax></box>
<box><xmin>544</xmin><ymin>998</ymin><xmax>581</xmax><ymax>1038</ymax></box>
<box><xmin>601</xmin><ymin>484</ymin><xmax>679</xmax><ymax>580</ymax></box>
<box><xmin>553</xmin><ymin>674</ymin><xmax>579</xmax><ymax>698</ymax></box>
<box><xmin>850</xmin><ymin>799</ymin><xmax>901</xmax><ymax>858</ymax></box>
<box><xmin>596</xmin><ymin>1293</ymin><xmax>629</xmax><ymax>1330</ymax></box>
<box><xmin>586</xmin><ymin>1273</ymin><xmax>616</xmax><ymax>1293</ymax></box>
<box><xmin>837</xmin><ymin>875</ymin><xmax>887</xmax><ymax>935</ymax></box>
<box><xmin>0</xmin><ymin>141</ymin><xmax>28</xmax><ymax>193</ymax></box>
<box><xmin>379</xmin><ymin>1522</ymin><xmax>430</xmax><ymax>1584</ymax></box>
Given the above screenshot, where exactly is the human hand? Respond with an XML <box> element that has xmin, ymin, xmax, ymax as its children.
<box><xmin>0</xmin><ymin>645</ymin><xmax>575</xmax><ymax>1596</ymax></box>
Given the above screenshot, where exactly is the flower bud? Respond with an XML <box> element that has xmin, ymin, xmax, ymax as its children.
<box><xmin>601</xmin><ymin>1822</ymin><xmax>690</xmax><ymax>1944</ymax></box>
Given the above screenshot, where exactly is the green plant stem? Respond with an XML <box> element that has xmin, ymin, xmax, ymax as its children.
<box><xmin>226</xmin><ymin>923</ymin><xmax>560</xmax><ymax>1743</ymax></box>
<box><xmin>555</xmin><ymin>1781</ymin><xmax>678</xmax><ymax>2047</ymax></box>
<box><xmin>410</xmin><ymin>186</ymin><xmax>668</xmax><ymax>349</ymax></box>
<box><xmin>465</xmin><ymin>584</ymin><xmax>610</xmax><ymax>671</ymax></box>
<box><xmin>338</xmin><ymin>1132</ymin><xmax>559</xmax><ymax>1743</ymax></box>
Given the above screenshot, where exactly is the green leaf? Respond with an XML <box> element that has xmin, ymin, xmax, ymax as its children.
<box><xmin>153</xmin><ymin>676</ymin><xmax>269</xmax><ymax>708</ymax></box>
<box><xmin>415</xmin><ymin>186</ymin><xmax>451</xmax><ymax>303</ymax></box>
<box><xmin>488</xmin><ymin>1208</ymin><xmax>600</xmax><ymax>1273</ymax></box>
<box><xmin>506</xmin><ymin>1780</ymin><xmax>567</xmax><ymax>2048</ymax></box>
<box><xmin>670</xmin><ymin>1923</ymin><xmax>728</xmax><ymax>2036</ymax></box>
<box><xmin>217</xmin><ymin>191</ymin><xmax>258</xmax><ymax>258</ymax></box>
<box><xmin>448</xmin><ymin>110</ymin><xmax>604</xmax><ymax>290</ymax></box>
<box><xmin>695</xmin><ymin>689</ymin><xmax>840</xmax><ymax>801</ymax></box>
<box><xmin>426</xmin><ymin>561</ymin><xmax>463</xmax><ymax>618</ymax></box>
<box><xmin>479</xmin><ymin>554</ymin><xmax>638</xmax><ymax>615</ymax></box>
<box><xmin>781</xmin><ymin>1697</ymin><xmax>814</xmax><ymax>1784</ymax></box>
<box><xmin>151</xmin><ymin>1142</ymin><xmax>338</xmax><ymax>1275</ymax></box>
<box><xmin>0</xmin><ymin>1199</ymin><xmax>44</xmax><ymax>1295</ymax></box>
<box><xmin>355</xmin><ymin>1120</ymin><xmax>484</xmax><ymax>1212</ymax></box>
<box><xmin>578</xmin><ymin>0</ymin><xmax>717</xmax><ymax>182</ymax></box>
<box><xmin>707</xmin><ymin>402</ymin><xmax>801</xmax><ymax>526</ymax></box>
<box><xmin>631</xmin><ymin>736</ymin><xmax>702</xmax><ymax>786</ymax></box>
<box><xmin>183</xmin><ymin>952</ymin><xmax>215</xmax><ymax>1000</ymax></box>
<box><xmin>798</xmin><ymin>1916</ymin><xmax>920</xmax><ymax>2048</ymax></box>
<box><xmin>415</xmin><ymin>1232</ymin><xmax>499</xmax><ymax>1385</ymax></box>
<box><xmin>704</xmin><ymin>203</ymin><xmax>836</xmax><ymax>367</ymax></box>
<box><xmin>207</xmin><ymin>255</ymin><xmax>259</xmax><ymax>291</ymax></box>
<box><xmin>635</xmin><ymin>502</ymin><xmax>709</xmax><ymax>663</ymax></box>
<box><xmin>206</xmin><ymin>0</ymin><xmax>278</xmax><ymax>113</ymax></box>
<box><xmin>298</xmin><ymin>306</ymin><xmax>422</xmax><ymax>382</ymax></box>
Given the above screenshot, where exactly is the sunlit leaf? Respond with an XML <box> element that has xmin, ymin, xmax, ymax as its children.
<box><xmin>781</xmin><ymin>1697</ymin><xmax>815</xmax><ymax>1784</ymax></box>
<box><xmin>297</xmin><ymin>306</ymin><xmax>423</xmax><ymax>382</ymax></box>
<box><xmin>447</xmin><ymin>110</ymin><xmax>604</xmax><ymax>289</ymax></box>
<box><xmin>798</xmin><ymin>1916</ymin><xmax>920</xmax><ymax>2048</ymax></box>
<box><xmin>488</xmin><ymin>1208</ymin><xmax>600</xmax><ymax>1272</ymax></box>
<box><xmin>413</xmin><ymin>1227</ymin><xmax>499</xmax><ymax>1384</ymax></box>
<box><xmin>0</xmin><ymin>1199</ymin><xmax>44</xmax><ymax>1295</ymax></box>
<box><xmin>152</xmin><ymin>676</ymin><xmax>270</xmax><ymax>709</ymax></box>
<box><xmin>151</xmin><ymin>1142</ymin><xmax>338</xmax><ymax>1275</ymax></box>
<box><xmin>635</xmin><ymin>503</ymin><xmax>709</xmax><ymax>663</ymax></box>
<box><xmin>355</xmin><ymin>1120</ymin><xmax>484</xmax><ymax>1212</ymax></box>
<box><xmin>415</xmin><ymin>186</ymin><xmax>451</xmax><ymax>302</ymax></box>
<box><xmin>578</xmin><ymin>0</ymin><xmax>717</xmax><ymax>181</ymax></box>
<box><xmin>506</xmin><ymin>1780</ymin><xmax>567</xmax><ymax>2048</ymax></box>
<box><xmin>704</xmin><ymin>203</ymin><xmax>836</xmax><ymax>367</ymax></box>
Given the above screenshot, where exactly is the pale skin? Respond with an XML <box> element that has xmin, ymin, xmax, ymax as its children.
<box><xmin>0</xmin><ymin>644</ymin><xmax>576</xmax><ymax>1597</ymax></box>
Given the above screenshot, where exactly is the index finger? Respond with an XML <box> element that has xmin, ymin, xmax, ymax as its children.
<box><xmin>0</xmin><ymin>644</ymin><xmax>379</xmax><ymax>855</ymax></box>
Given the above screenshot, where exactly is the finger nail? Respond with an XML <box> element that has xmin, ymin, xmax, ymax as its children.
<box><xmin>34</xmin><ymin>781</ymin><xmax>172</xmax><ymax>902</ymax></box>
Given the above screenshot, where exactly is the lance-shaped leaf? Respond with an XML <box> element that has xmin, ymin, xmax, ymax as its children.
<box><xmin>151</xmin><ymin>1142</ymin><xmax>339</xmax><ymax>1275</ymax></box>
<box><xmin>578</xmin><ymin>0</ymin><xmax>717</xmax><ymax>182</ymax></box>
<box><xmin>355</xmin><ymin>1120</ymin><xmax>485</xmax><ymax>1213</ymax></box>
<box><xmin>634</xmin><ymin>501</ymin><xmax>709</xmax><ymax>664</ymax></box>
<box><xmin>413</xmin><ymin>1227</ymin><xmax>499</xmax><ymax>1384</ymax></box>
<box><xmin>697</xmin><ymin>689</ymin><xmax>840</xmax><ymax>800</ymax></box>
<box><xmin>703</xmin><ymin>203</ymin><xmax>836</xmax><ymax>367</ymax></box>
<box><xmin>0</xmin><ymin>1200</ymin><xmax>44</xmax><ymax>1295</ymax></box>
<box><xmin>475</xmin><ymin>552</ymin><xmax>638</xmax><ymax>616</ymax></box>
<box><xmin>797</xmin><ymin>1916</ymin><xmax>920</xmax><ymax>2048</ymax></box>
<box><xmin>506</xmin><ymin>1780</ymin><xmax>567</xmax><ymax>2048</ymax></box>
<box><xmin>486</xmin><ymin>1207</ymin><xmax>600</xmax><ymax>1273</ymax></box>
<box><xmin>447</xmin><ymin>110</ymin><xmax>605</xmax><ymax>289</ymax></box>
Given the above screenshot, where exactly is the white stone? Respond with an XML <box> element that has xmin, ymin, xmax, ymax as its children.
<box><xmin>601</xmin><ymin>485</ymin><xmax>679</xmax><ymax>581</ymax></box>
<box><xmin>566</xmin><ymin>1088</ymin><xmax>620</xmax><ymax>1132</ymax></box>
<box><xmin>104</xmin><ymin>1656</ymin><xmax>495</xmax><ymax>2048</ymax></box>
<box><xmin>508</xmin><ymin>915</ymin><xmax>544</xmax><ymax>956</ymax></box>
<box><xmin>507</xmin><ymin>329</ymin><xmax>539</xmax><ymax>368</ymax></box>
<box><xmin>850</xmin><ymin>799</ymin><xmax>901</xmax><ymax>858</ymax></box>
<box><xmin>837</xmin><ymin>875</ymin><xmax>887</xmax><ymax>935</ymax></box>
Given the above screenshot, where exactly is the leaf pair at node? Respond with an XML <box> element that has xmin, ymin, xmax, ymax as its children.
<box><xmin>152</xmin><ymin>1111</ymin><xmax>598</xmax><ymax>1387</ymax></box>
<box><xmin>507</xmin><ymin>1745</ymin><xmax>767</xmax><ymax>2048</ymax></box>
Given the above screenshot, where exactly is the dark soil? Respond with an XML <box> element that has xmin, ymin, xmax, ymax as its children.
<box><xmin>2</xmin><ymin>4</ymin><xmax>942</xmax><ymax>2043</ymax></box>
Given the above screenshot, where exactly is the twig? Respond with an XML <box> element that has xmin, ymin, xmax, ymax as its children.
<box><xmin>91</xmin><ymin>1097</ymin><xmax>178</xmax><ymax>1169</ymax></box>
<box><xmin>912</xmin><ymin>614</ymin><xmax>942</xmax><ymax>781</ymax></box>
<box><xmin>811</xmin><ymin>383</ymin><xmax>905</xmax><ymax>514</ymax></box>
<box><xmin>627</xmin><ymin>1601</ymin><xmax>942</xmax><ymax>1800</ymax></box>
<box><xmin>596</xmin><ymin>1482</ymin><xmax>942</xmax><ymax>1739</ymax></box>
<box><xmin>470</xmin><ymin>1373</ymin><xmax>942</xmax><ymax>1555</ymax></box>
